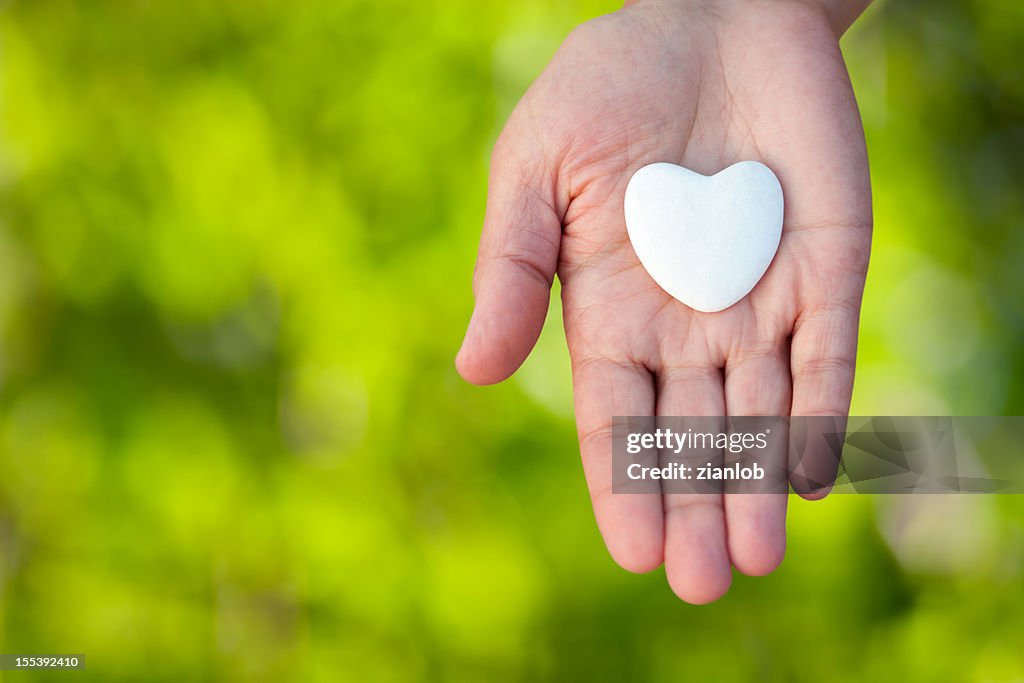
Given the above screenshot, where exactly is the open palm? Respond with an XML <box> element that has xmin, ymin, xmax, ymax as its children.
<box><xmin>458</xmin><ymin>0</ymin><xmax>871</xmax><ymax>603</ymax></box>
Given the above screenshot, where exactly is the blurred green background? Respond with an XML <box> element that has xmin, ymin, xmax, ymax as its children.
<box><xmin>1</xmin><ymin>0</ymin><xmax>1023</xmax><ymax>680</ymax></box>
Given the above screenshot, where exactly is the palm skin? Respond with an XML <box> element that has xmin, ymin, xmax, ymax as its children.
<box><xmin>457</xmin><ymin>0</ymin><xmax>871</xmax><ymax>603</ymax></box>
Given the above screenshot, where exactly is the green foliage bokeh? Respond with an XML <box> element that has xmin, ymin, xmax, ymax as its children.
<box><xmin>1</xmin><ymin>0</ymin><xmax>1023</xmax><ymax>680</ymax></box>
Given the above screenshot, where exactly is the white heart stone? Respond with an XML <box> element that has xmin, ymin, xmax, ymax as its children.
<box><xmin>624</xmin><ymin>161</ymin><xmax>784</xmax><ymax>313</ymax></box>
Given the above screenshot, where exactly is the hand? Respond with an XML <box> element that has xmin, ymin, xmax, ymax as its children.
<box><xmin>456</xmin><ymin>0</ymin><xmax>872</xmax><ymax>603</ymax></box>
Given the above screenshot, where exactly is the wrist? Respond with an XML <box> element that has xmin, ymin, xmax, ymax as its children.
<box><xmin>811</xmin><ymin>0</ymin><xmax>872</xmax><ymax>36</ymax></box>
<box><xmin>622</xmin><ymin>0</ymin><xmax>870</xmax><ymax>38</ymax></box>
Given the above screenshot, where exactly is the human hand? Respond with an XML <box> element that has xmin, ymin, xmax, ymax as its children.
<box><xmin>457</xmin><ymin>0</ymin><xmax>872</xmax><ymax>603</ymax></box>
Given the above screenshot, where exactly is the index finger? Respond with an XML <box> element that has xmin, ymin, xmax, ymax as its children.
<box><xmin>572</xmin><ymin>356</ymin><xmax>664</xmax><ymax>574</ymax></box>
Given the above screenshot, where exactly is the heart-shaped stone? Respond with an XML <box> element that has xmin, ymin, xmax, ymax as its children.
<box><xmin>624</xmin><ymin>161</ymin><xmax>784</xmax><ymax>313</ymax></box>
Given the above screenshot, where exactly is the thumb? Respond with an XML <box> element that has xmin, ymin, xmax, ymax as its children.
<box><xmin>456</xmin><ymin>123</ymin><xmax>562</xmax><ymax>385</ymax></box>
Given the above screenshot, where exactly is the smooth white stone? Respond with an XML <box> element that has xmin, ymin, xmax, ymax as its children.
<box><xmin>623</xmin><ymin>161</ymin><xmax>784</xmax><ymax>313</ymax></box>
